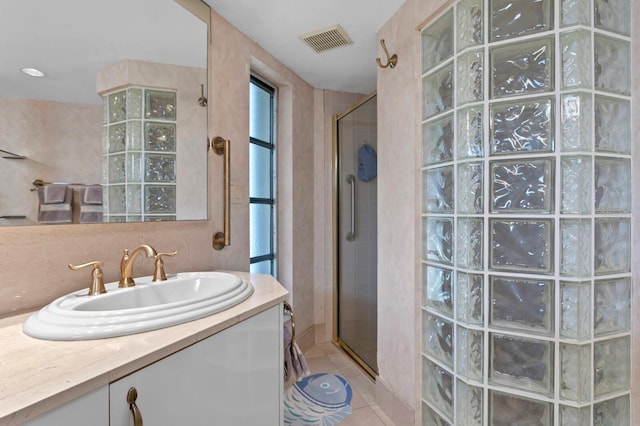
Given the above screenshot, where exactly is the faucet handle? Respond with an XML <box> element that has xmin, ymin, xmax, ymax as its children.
<box><xmin>152</xmin><ymin>251</ymin><xmax>177</xmax><ymax>282</ymax></box>
<box><xmin>68</xmin><ymin>261</ymin><xmax>106</xmax><ymax>296</ymax></box>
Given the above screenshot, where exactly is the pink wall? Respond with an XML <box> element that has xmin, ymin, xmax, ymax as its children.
<box><xmin>208</xmin><ymin>11</ymin><xmax>316</xmax><ymax>335</ymax></box>
<box><xmin>375</xmin><ymin>0</ymin><xmax>452</xmax><ymax>421</ymax></box>
<box><xmin>0</xmin><ymin>99</ymin><xmax>102</xmax><ymax>224</ymax></box>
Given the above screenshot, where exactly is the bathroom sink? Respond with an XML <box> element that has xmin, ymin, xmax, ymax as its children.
<box><xmin>23</xmin><ymin>272</ymin><xmax>254</xmax><ymax>341</ymax></box>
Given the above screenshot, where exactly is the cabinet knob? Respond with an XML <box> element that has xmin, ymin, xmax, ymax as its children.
<box><xmin>127</xmin><ymin>387</ymin><xmax>144</xmax><ymax>426</ymax></box>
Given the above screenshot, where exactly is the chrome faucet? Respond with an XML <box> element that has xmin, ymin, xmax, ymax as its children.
<box><xmin>119</xmin><ymin>244</ymin><xmax>157</xmax><ymax>287</ymax></box>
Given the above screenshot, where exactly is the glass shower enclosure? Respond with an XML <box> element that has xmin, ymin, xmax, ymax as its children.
<box><xmin>334</xmin><ymin>93</ymin><xmax>378</xmax><ymax>376</ymax></box>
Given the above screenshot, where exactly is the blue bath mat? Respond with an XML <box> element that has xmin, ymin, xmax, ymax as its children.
<box><xmin>284</xmin><ymin>373</ymin><xmax>353</xmax><ymax>425</ymax></box>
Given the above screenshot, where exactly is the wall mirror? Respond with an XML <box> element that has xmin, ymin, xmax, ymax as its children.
<box><xmin>0</xmin><ymin>0</ymin><xmax>209</xmax><ymax>226</ymax></box>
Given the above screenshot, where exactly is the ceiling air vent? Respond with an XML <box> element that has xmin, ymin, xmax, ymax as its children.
<box><xmin>299</xmin><ymin>24</ymin><xmax>353</xmax><ymax>53</ymax></box>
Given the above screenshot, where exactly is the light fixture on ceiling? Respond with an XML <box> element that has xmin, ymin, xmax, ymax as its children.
<box><xmin>21</xmin><ymin>67</ymin><xmax>46</xmax><ymax>77</ymax></box>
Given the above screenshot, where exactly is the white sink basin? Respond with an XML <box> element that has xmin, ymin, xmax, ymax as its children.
<box><xmin>23</xmin><ymin>272</ymin><xmax>253</xmax><ymax>341</ymax></box>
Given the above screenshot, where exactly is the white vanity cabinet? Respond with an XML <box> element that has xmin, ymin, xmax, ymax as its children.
<box><xmin>109</xmin><ymin>305</ymin><xmax>283</xmax><ymax>426</ymax></box>
<box><xmin>22</xmin><ymin>386</ymin><xmax>109</xmax><ymax>426</ymax></box>
<box><xmin>0</xmin><ymin>273</ymin><xmax>288</xmax><ymax>425</ymax></box>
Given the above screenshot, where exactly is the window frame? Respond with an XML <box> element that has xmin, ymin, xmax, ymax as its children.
<box><xmin>249</xmin><ymin>75</ymin><xmax>277</xmax><ymax>276</ymax></box>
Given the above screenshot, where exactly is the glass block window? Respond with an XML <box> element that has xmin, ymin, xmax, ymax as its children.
<box><xmin>420</xmin><ymin>0</ymin><xmax>631</xmax><ymax>423</ymax></box>
<box><xmin>249</xmin><ymin>76</ymin><xmax>277</xmax><ymax>276</ymax></box>
<box><xmin>103</xmin><ymin>87</ymin><xmax>177</xmax><ymax>222</ymax></box>
<box><xmin>490</xmin><ymin>0</ymin><xmax>553</xmax><ymax>41</ymax></box>
<box><xmin>145</xmin><ymin>90</ymin><xmax>176</xmax><ymax>120</ymax></box>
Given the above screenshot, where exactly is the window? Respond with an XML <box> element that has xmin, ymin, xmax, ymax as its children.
<box><xmin>249</xmin><ymin>76</ymin><xmax>276</xmax><ymax>276</ymax></box>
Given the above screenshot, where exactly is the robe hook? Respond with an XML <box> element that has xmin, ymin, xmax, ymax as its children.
<box><xmin>376</xmin><ymin>39</ymin><xmax>398</xmax><ymax>69</ymax></box>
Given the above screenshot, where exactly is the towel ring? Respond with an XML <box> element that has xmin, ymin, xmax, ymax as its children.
<box><xmin>284</xmin><ymin>302</ymin><xmax>296</xmax><ymax>343</ymax></box>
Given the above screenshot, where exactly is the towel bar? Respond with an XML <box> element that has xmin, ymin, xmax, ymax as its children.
<box><xmin>0</xmin><ymin>149</ymin><xmax>26</xmax><ymax>159</ymax></box>
<box><xmin>30</xmin><ymin>179</ymin><xmax>101</xmax><ymax>191</ymax></box>
<box><xmin>283</xmin><ymin>302</ymin><xmax>297</xmax><ymax>343</ymax></box>
<box><xmin>212</xmin><ymin>137</ymin><xmax>230</xmax><ymax>250</ymax></box>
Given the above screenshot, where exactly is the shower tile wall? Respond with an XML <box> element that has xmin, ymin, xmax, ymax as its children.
<box><xmin>420</xmin><ymin>0</ymin><xmax>631</xmax><ymax>424</ymax></box>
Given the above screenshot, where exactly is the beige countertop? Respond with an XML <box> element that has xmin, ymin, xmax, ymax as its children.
<box><xmin>0</xmin><ymin>272</ymin><xmax>288</xmax><ymax>426</ymax></box>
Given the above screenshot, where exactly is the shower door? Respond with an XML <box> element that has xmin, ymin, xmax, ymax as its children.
<box><xmin>335</xmin><ymin>93</ymin><xmax>378</xmax><ymax>376</ymax></box>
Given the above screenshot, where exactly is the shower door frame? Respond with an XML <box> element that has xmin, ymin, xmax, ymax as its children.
<box><xmin>332</xmin><ymin>92</ymin><xmax>378</xmax><ymax>379</ymax></box>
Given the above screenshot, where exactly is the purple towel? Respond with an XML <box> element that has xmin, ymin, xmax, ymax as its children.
<box><xmin>79</xmin><ymin>186</ymin><xmax>104</xmax><ymax>223</ymax></box>
<box><xmin>37</xmin><ymin>187</ymin><xmax>73</xmax><ymax>223</ymax></box>
<box><xmin>83</xmin><ymin>185</ymin><xmax>103</xmax><ymax>205</ymax></box>
<box><xmin>43</xmin><ymin>184</ymin><xmax>68</xmax><ymax>204</ymax></box>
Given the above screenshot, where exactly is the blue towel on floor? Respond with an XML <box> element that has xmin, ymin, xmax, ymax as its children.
<box><xmin>284</xmin><ymin>373</ymin><xmax>353</xmax><ymax>425</ymax></box>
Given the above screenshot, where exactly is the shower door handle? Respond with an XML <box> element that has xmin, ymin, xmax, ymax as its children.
<box><xmin>346</xmin><ymin>174</ymin><xmax>356</xmax><ymax>241</ymax></box>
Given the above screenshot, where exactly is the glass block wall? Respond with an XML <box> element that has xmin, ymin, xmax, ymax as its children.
<box><xmin>103</xmin><ymin>88</ymin><xmax>178</xmax><ymax>222</ymax></box>
<box><xmin>419</xmin><ymin>0</ymin><xmax>631</xmax><ymax>424</ymax></box>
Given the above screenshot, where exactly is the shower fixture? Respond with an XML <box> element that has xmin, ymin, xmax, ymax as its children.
<box><xmin>198</xmin><ymin>84</ymin><xmax>208</xmax><ymax>107</ymax></box>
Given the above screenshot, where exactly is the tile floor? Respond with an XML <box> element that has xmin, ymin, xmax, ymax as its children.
<box><xmin>298</xmin><ymin>342</ymin><xmax>396</xmax><ymax>426</ymax></box>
